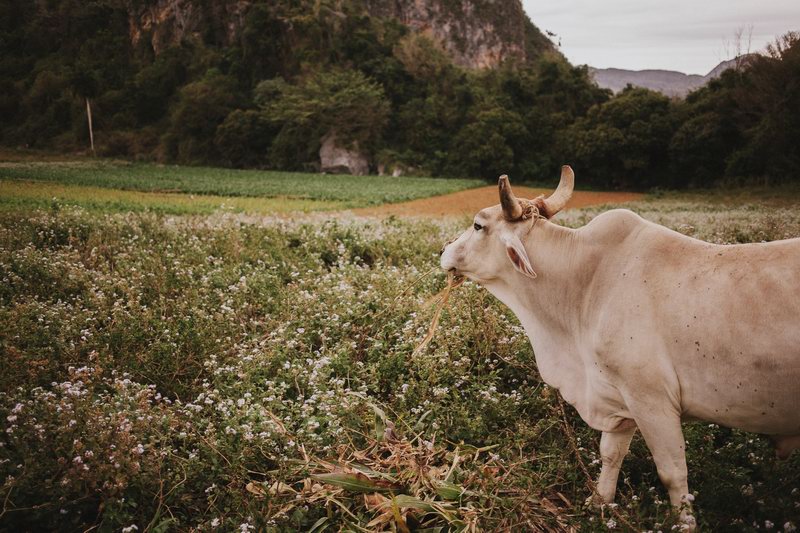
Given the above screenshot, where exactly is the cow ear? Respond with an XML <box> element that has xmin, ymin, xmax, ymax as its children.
<box><xmin>503</xmin><ymin>234</ymin><xmax>537</xmax><ymax>278</ymax></box>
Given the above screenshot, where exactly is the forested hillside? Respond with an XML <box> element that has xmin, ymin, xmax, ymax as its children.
<box><xmin>0</xmin><ymin>0</ymin><xmax>797</xmax><ymax>188</ymax></box>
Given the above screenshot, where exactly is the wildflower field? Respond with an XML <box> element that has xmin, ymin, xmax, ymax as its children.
<box><xmin>1</xmin><ymin>188</ymin><xmax>800</xmax><ymax>531</ymax></box>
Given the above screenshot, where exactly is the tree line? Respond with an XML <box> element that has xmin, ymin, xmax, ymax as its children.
<box><xmin>1</xmin><ymin>0</ymin><xmax>798</xmax><ymax>189</ymax></box>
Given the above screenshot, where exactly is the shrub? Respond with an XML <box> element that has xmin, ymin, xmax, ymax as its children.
<box><xmin>214</xmin><ymin>109</ymin><xmax>275</xmax><ymax>168</ymax></box>
<box><xmin>161</xmin><ymin>71</ymin><xmax>239</xmax><ymax>163</ymax></box>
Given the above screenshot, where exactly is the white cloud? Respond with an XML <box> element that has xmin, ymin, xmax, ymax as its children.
<box><xmin>522</xmin><ymin>0</ymin><xmax>799</xmax><ymax>73</ymax></box>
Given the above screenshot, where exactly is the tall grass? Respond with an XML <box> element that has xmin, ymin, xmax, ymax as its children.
<box><xmin>1</xmin><ymin>200</ymin><xmax>799</xmax><ymax>531</ymax></box>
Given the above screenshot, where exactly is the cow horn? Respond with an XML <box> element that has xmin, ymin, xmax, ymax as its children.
<box><xmin>498</xmin><ymin>174</ymin><xmax>523</xmax><ymax>220</ymax></box>
<box><xmin>542</xmin><ymin>165</ymin><xmax>574</xmax><ymax>218</ymax></box>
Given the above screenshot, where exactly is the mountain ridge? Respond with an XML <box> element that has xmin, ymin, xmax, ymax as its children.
<box><xmin>589</xmin><ymin>56</ymin><xmax>756</xmax><ymax>97</ymax></box>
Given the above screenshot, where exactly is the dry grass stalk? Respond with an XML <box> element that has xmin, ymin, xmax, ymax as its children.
<box><xmin>412</xmin><ymin>271</ymin><xmax>465</xmax><ymax>357</ymax></box>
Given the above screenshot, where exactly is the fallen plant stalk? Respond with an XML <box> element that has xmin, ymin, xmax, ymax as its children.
<box><xmin>412</xmin><ymin>271</ymin><xmax>464</xmax><ymax>357</ymax></box>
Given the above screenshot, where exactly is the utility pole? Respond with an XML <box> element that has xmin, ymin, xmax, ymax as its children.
<box><xmin>86</xmin><ymin>97</ymin><xmax>95</xmax><ymax>155</ymax></box>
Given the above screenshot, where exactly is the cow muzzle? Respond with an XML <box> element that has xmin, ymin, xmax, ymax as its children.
<box><xmin>439</xmin><ymin>239</ymin><xmax>458</xmax><ymax>272</ymax></box>
<box><xmin>440</xmin><ymin>237</ymin><xmax>456</xmax><ymax>256</ymax></box>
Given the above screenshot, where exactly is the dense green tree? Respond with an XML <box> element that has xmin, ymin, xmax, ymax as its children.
<box><xmin>565</xmin><ymin>87</ymin><xmax>678</xmax><ymax>189</ymax></box>
<box><xmin>260</xmin><ymin>69</ymin><xmax>390</xmax><ymax>169</ymax></box>
<box><xmin>387</xmin><ymin>34</ymin><xmax>476</xmax><ymax>174</ymax></box>
<box><xmin>161</xmin><ymin>71</ymin><xmax>240</xmax><ymax>163</ymax></box>
<box><xmin>132</xmin><ymin>48</ymin><xmax>190</xmax><ymax>124</ymax></box>
<box><xmin>214</xmin><ymin>109</ymin><xmax>275</xmax><ymax>168</ymax></box>
<box><xmin>481</xmin><ymin>58</ymin><xmax>610</xmax><ymax>181</ymax></box>
<box><xmin>16</xmin><ymin>70</ymin><xmax>75</xmax><ymax>147</ymax></box>
<box><xmin>447</xmin><ymin>106</ymin><xmax>530</xmax><ymax>178</ymax></box>
<box><xmin>726</xmin><ymin>32</ymin><xmax>800</xmax><ymax>183</ymax></box>
<box><xmin>666</xmin><ymin>32</ymin><xmax>800</xmax><ymax>187</ymax></box>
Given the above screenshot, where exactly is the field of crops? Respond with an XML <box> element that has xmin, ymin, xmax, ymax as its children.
<box><xmin>0</xmin><ymin>160</ymin><xmax>483</xmax><ymax>209</ymax></box>
<box><xmin>1</xmin><ymin>180</ymin><xmax>800</xmax><ymax>531</ymax></box>
<box><xmin>0</xmin><ymin>180</ymin><xmax>346</xmax><ymax>215</ymax></box>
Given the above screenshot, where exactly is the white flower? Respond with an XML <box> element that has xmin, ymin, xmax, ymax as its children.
<box><xmin>122</xmin><ymin>525</ymin><xmax>138</xmax><ymax>533</ymax></box>
<box><xmin>606</xmin><ymin>518</ymin><xmax>617</xmax><ymax>529</ymax></box>
<box><xmin>784</xmin><ymin>522</ymin><xmax>797</xmax><ymax>532</ymax></box>
<box><xmin>210</xmin><ymin>518</ymin><xmax>221</xmax><ymax>527</ymax></box>
<box><xmin>765</xmin><ymin>521</ymin><xmax>774</xmax><ymax>529</ymax></box>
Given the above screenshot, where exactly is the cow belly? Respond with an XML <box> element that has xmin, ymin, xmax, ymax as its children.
<box><xmin>678</xmin><ymin>352</ymin><xmax>800</xmax><ymax>435</ymax></box>
<box><xmin>653</xmin><ymin>269</ymin><xmax>800</xmax><ymax>435</ymax></box>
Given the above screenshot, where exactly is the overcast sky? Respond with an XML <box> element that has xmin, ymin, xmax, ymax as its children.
<box><xmin>521</xmin><ymin>0</ymin><xmax>799</xmax><ymax>74</ymax></box>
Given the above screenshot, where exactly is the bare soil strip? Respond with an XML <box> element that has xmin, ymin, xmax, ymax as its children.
<box><xmin>353</xmin><ymin>185</ymin><xmax>644</xmax><ymax>218</ymax></box>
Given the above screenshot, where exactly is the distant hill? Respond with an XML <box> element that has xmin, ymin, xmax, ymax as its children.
<box><xmin>589</xmin><ymin>56</ymin><xmax>756</xmax><ymax>97</ymax></box>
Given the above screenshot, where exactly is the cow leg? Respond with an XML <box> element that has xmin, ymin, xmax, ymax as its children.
<box><xmin>596</xmin><ymin>425</ymin><xmax>637</xmax><ymax>504</ymax></box>
<box><xmin>634</xmin><ymin>411</ymin><xmax>696</xmax><ymax>530</ymax></box>
<box><xmin>772</xmin><ymin>434</ymin><xmax>800</xmax><ymax>459</ymax></box>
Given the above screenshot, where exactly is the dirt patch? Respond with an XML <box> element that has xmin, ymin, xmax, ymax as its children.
<box><xmin>353</xmin><ymin>185</ymin><xmax>644</xmax><ymax>218</ymax></box>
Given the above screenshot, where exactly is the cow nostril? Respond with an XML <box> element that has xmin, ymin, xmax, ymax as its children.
<box><xmin>440</xmin><ymin>238</ymin><xmax>456</xmax><ymax>256</ymax></box>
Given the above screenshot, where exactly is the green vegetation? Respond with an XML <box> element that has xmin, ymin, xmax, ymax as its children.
<box><xmin>258</xmin><ymin>69</ymin><xmax>390</xmax><ymax>166</ymax></box>
<box><xmin>0</xmin><ymin>180</ymin><xmax>347</xmax><ymax>215</ymax></box>
<box><xmin>2</xmin><ymin>197</ymin><xmax>799</xmax><ymax>531</ymax></box>
<box><xmin>3</xmin><ymin>2</ymin><xmax>800</xmax><ymax>529</ymax></box>
<box><xmin>3</xmin><ymin>0</ymin><xmax>796</xmax><ymax>188</ymax></box>
<box><xmin>0</xmin><ymin>160</ymin><xmax>482</xmax><ymax>207</ymax></box>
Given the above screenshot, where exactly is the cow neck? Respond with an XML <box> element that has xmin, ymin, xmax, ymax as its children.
<box><xmin>484</xmin><ymin>220</ymin><xmax>599</xmax><ymax>384</ymax></box>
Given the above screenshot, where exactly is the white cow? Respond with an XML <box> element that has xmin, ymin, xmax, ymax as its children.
<box><xmin>440</xmin><ymin>167</ymin><xmax>800</xmax><ymax>528</ymax></box>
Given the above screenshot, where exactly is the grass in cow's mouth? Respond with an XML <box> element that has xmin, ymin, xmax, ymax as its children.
<box><xmin>412</xmin><ymin>271</ymin><xmax>466</xmax><ymax>358</ymax></box>
<box><xmin>1</xmin><ymin>200</ymin><xmax>799</xmax><ymax>531</ymax></box>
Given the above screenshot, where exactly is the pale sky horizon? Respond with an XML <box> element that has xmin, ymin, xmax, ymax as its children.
<box><xmin>521</xmin><ymin>0</ymin><xmax>799</xmax><ymax>75</ymax></box>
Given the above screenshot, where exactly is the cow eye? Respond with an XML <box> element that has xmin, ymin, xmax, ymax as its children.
<box><xmin>473</xmin><ymin>222</ymin><xmax>483</xmax><ymax>231</ymax></box>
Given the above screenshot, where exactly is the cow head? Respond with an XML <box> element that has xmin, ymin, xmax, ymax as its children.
<box><xmin>440</xmin><ymin>166</ymin><xmax>574</xmax><ymax>284</ymax></box>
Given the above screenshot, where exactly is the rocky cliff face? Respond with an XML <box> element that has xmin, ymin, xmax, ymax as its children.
<box><xmin>126</xmin><ymin>0</ymin><xmax>554</xmax><ymax>69</ymax></box>
<box><xmin>366</xmin><ymin>0</ymin><xmax>552</xmax><ymax>68</ymax></box>
<box><xmin>126</xmin><ymin>0</ymin><xmax>251</xmax><ymax>55</ymax></box>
